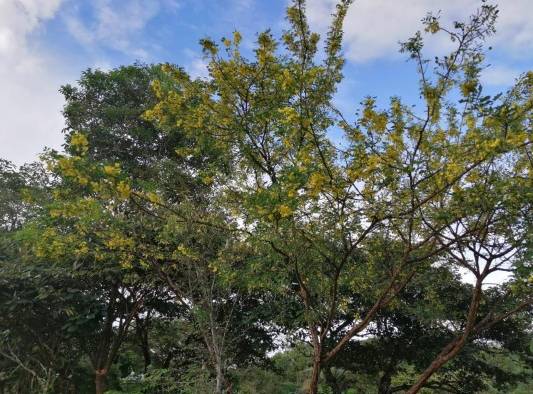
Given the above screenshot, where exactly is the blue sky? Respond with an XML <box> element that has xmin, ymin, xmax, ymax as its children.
<box><xmin>1</xmin><ymin>0</ymin><xmax>532</xmax><ymax>165</ymax></box>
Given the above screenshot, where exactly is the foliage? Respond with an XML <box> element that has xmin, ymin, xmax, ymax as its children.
<box><xmin>0</xmin><ymin>1</ymin><xmax>531</xmax><ymax>394</ymax></box>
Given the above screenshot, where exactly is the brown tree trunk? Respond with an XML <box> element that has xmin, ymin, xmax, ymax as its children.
<box><xmin>406</xmin><ymin>280</ymin><xmax>483</xmax><ymax>394</ymax></box>
<box><xmin>94</xmin><ymin>369</ymin><xmax>107</xmax><ymax>394</ymax></box>
<box><xmin>308</xmin><ymin>342</ymin><xmax>322</xmax><ymax>394</ymax></box>
<box><xmin>405</xmin><ymin>339</ymin><xmax>464</xmax><ymax>394</ymax></box>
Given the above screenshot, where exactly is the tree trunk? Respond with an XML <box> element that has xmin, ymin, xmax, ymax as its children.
<box><xmin>406</xmin><ymin>280</ymin><xmax>483</xmax><ymax>394</ymax></box>
<box><xmin>136</xmin><ymin>315</ymin><xmax>151</xmax><ymax>373</ymax></box>
<box><xmin>214</xmin><ymin>352</ymin><xmax>225</xmax><ymax>394</ymax></box>
<box><xmin>94</xmin><ymin>369</ymin><xmax>107</xmax><ymax>394</ymax></box>
<box><xmin>139</xmin><ymin>328</ymin><xmax>151</xmax><ymax>373</ymax></box>
<box><xmin>378</xmin><ymin>368</ymin><xmax>393</xmax><ymax>394</ymax></box>
<box><xmin>308</xmin><ymin>344</ymin><xmax>322</xmax><ymax>394</ymax></box>
<box><xmin>405</xmin><ymin>339</ymin><xmax>464</xmax><ymax>394</ymax></box>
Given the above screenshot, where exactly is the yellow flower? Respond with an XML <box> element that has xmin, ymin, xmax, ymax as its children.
<box><xmin>50</xmin><ymin>209</ymin><xmax>62</xmax><ymax>218</ymax></box>
<box><xmin>103</xmin><ymin>164</ymin><xmax>120</xmax><ymax>176</ymax></box>
<box><xmin>116</xmin><ymin>181</ymin><xmax>131</xmax><ymax>199</ymax></box>
<box><xmin>465</xmin><ymin>114</ymin><xmax>476</xmax><ymax>130</ymax></box>
<box><xmin>233</xmin><ymin>31</ymin><xmax>242</xmax><ymax>45</ymax></box>
<box><xmin>202</xmin><ymin>175</ymin><xmax>214</xmax><ymax>185</ymax></box>
<box><xmin>278</xmin><ymin>204</ymin><xmax>293</xmax><ymax>218</ymax></box>
<box><xmin>278</xmin><ymin>107</ymin><xmax>299</xmax><ymax>124</ymax></box>
<box><xmin>75</xmin><ymin>242</ymin><xmax>89</xmax><ymax>257</ymax></box>
<box><xmin>366</xmin><ymin>155</ymin><xmax>381</xmax><ymax>171</ymax></box>
<box><xmin>105</xmin><ymin>234</ymin><xmax>133</xmax><ymax>250</ymax></box>
<box><xmin>146</xmin><ymin>191</ymin><xmax>161</xmax><ymax>204</ymax></box>
<box><xmin>308</xmin><ymin>172</ymin><xmax>326</xmax><ymax>196</ymax></box>
<box><xmin>70</xmin><ymin>132</ymin><xmax>89</xmax><ymax>154</ymax></box>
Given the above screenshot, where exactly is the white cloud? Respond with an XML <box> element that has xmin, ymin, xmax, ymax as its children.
<box><xmin>0</xmin><ymin>0</ymin><xmax>178</xmax><ymax>165</ymax></box>
<box><xmin>0</xmin><ymin>0</ymin><xmax>62</xmax><ymax>46</ymax></box>
<box><xmin>183</xmin><ymin>48</ymin><xmax>209</xmax><ymax>79</ymax></box>
<box><xmin>306</xmin><ymin>0</ymin><xmax>533</xmax><ymax>63</ymax></box>
<box><xmin>64</xmin><ymin>0</ymin><xmax>163</xmax><ymax>59</ymax></box>
<box><xmin>0</xmin><ymin>0</ymin><xmax>67</xmax><ymax>165</ymax></box>
<box><xmin>188</xmin><ymin>58</ymin><xmax>209</xmax><ymax>79</ymax></box>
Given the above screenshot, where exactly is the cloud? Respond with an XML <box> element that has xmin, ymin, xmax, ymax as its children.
<box><xmin>64</xmin><ymin>0</ymin><xmax>166</xmax><ymax>59</ymax></box>
<box><xmin>182</xmin><ymin>48</ymin><xmax>209</xmax><ymax>79</ymax></box>
<box><xmin>306</xmin><ymin>0</ymin><xmax>533</xmax><ymax>63</ymax></box>
<box><xmin>0</xmin><ymin>0</ymin><xmax>68</xmax><ymax>165</ymax></box>
<box><xmin>188</xmin><ymin>58</ymin><xmax>209</xmax><ymax>79</ymax></box>
<box><xmin>0</xmin><ymin>0</ymin><xmax>62</xmax><ymax>46</ymax></box>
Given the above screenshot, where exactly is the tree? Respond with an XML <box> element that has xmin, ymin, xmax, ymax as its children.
<box><xmin>0</xmin><ymin>161</ymin><xmax>74</xmax><ymax>393</ymax></box>
<box><xmin>147</xmin><ymin>1</ymin><xmax>532</xmax><ymax>392</ymax></box>
<box><xmin>321</xmin><ymin>265</ymin><xmax>532</xmax><ymax>394</ymax></box>
<box><xmin>35</xmin><ymin>64</ymin><xmax>275</xmax><ymax>393</ymax></box>
<box><xmin>22</xmin><ymin>141</ymin><xmax>155</xmax><ymax>393</ymax></box>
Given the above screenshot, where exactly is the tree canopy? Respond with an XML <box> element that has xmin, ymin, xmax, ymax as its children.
<box><xmin>0</xmin><ymin>1</ymin><xmax>531</xmax><ymax>393</ymax></box>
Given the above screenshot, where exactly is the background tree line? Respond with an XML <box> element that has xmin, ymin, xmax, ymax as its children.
<box><xmin>0</xmin><ymin>1</ymin><xmax>531</xmax><ymax>393</ymax></box>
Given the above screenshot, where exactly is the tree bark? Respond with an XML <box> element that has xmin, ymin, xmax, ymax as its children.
<box><xmin>136</xmin><ymin>316</ymin><xmax>151</xmax><ymax>373</ymax></box>
<box><xmin>405</xmin><ymin>338</ymin><xmax>465</xmax><ymax>394</ymax></box>
<box><xmin>214</xmin><ymin>358</ymin><xmax>224</xmax><ymax>394</ymax></box>
<box><xmin>308</xmin><ymin>340</ymin><xmax>322</xmax><ymax>394</ymax></box>
<box><xmin>204</xmin><ymin>318</ymin><xmax>226</xmax><ymax>394</ymax></box>
<box><xmin>94</xmin><ymin>369</ymin><xmax>107</xmax><ymax>394</ymax></box>
<box><xmin>202</xmin><ymin>325</ymin><xmax>227</xmax><ymax>394</ymax></box>
<box><xmin>405</xmin><ymin>280</ymin><xmax>483</xmax><ymax>394</ymax></box>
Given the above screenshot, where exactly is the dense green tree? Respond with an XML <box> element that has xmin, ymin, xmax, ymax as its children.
<box><xmin>321</xmin><ymin>266</ymin><xmax>532</xmax><ymax>394</ymax></box>
<box><xmin>0</xmin><ymin>161</ymin><xmax>68</xmax><ymax>393</ymax></box>
<box><xmin>28</xmin><ymin>64</ymin><xmax>275</xmax><ymax>393</ymax></box>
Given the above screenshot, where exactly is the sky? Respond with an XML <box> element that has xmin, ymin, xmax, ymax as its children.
<box><xmin>1</xmin><ymin>0</ymin><xmax>532</xmax><ymax>165</ymax></box>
